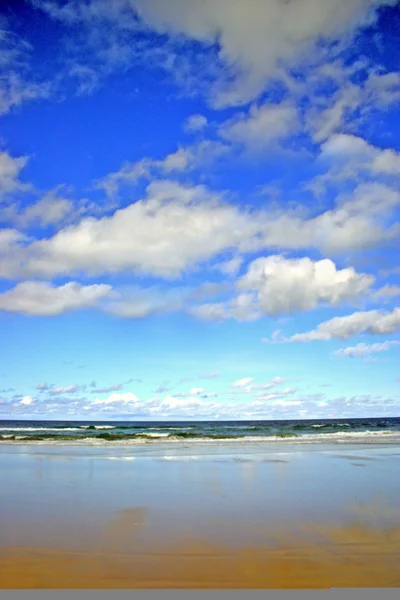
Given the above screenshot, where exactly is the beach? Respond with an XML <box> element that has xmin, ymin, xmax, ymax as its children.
<box><xmin>1</xmin><ymin>440</ymin><xmax>400</xmax><ymax>588</ymax></box>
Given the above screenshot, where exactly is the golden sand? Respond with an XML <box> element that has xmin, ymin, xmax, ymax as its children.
<box><xmin>1</xmin><ymin>523</ymin><xmax>399</xmax><ymax>588</ymax></box>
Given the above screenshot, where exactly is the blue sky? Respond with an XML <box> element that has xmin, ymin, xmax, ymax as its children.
<box><xmin>0</xmin><ymin>0</ymin><xmax>399</xmax><ymax>421</ymax></box>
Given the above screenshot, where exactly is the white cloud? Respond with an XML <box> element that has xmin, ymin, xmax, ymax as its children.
<box><xmin>190</xmin><ymin>252</ymin><xmax>375</xmax><ymax>321</ymax></box>
<box><xmin>3</xmin><ymin>180</ymin><xmax>263</xmax><ymax>279</ymax></box>
<box><xmin>230</xmin><ymin>377</ymin><xmax>290</xmax><ymax>395</ymax></box>
<box><xmin>91</xmin><ymin>384</ymin><xmax>122</xmax><ymax>393</ymax></box>
<box><xmin>219</xmin><ymin>102</ymin><xmax>299</xmax><ymax>150</ymax></box>
<box><xmin>232</xmin><ymin>378</ymin><xmax>254</xmax><ymax>388</ymax></box>
<box><xmin>95</xmin><ymin>148</ymin><xmax>192</xmax><ymax>197</ymax></box>
<box><xmin>289</xmin><ymin>307</ymin><xmax>400</xmax><ymax>341</ymax></box>
<box><xmin>184</xmin><ymin>114</ymin><xmax>208</xmax><ymax>132</ymax></box>
<box><xmin>131</xmin><ymin>0</ymin><xmax>395</xmax><ymax>106</ymax></box>
<box><xmin>0</xmin><ymin>152</ymin><xmax>30</xmax><ymax>198</ymax></box>
<box><xmin>372</xmin><ymin>285</ymin><xmax>400</xmax><ymax>299</ymax></box>
<box><xmin>1</xmin><ymin>175</ymin><xmax>398</xmax><ymax>282</ymax></box>
<box><xmin>238</xmin><ymin>255</ymin><xmax>374</xmax><ymax>316</ymax></box>
<box><xmin>11</xmin><ymin>189</ymin><xmax>75</xmax><ymax>229</ymax></box>
<box><xmin>256</xmin><ymin>388</ymin><xmax>297</xmax><ymax>401</ymax></box>
<box><xmin>95</xmin><ymin>139</ymin><xmax>230</xmax><ymax>197</ymax></box>
<box><xmin>37</xmin><ymin>382</ymin><xmax>50</xmax><ymax>391</ymax></box>
<box><xmin>263</xmin><ymin>183</ymin><xmax>400</xmax><ymax>254</ymax></box>
<box><xmin>49</xmin><ymin>385</ymin><xmax>79</xmax><ymax>395</ymax></box>
<box><xmin>90</xmin><ymin>392</ymin><xmax>140</xmax><ymax>407</ymax></box>
<box><xmin>104</xmin><ymin>285</ymin><xmax>190</xmax><ymax>318</ymax></box>
<box><xmin>364</xmin><ymin>69</ymin><xmax>400</xmax><ymax>108</ymax></box>
<box><xmin>308</xmin><ymin>83</ymin><xmax>362</xmax><ymax>142</ymax></box>
<box><xmin>158</xmin><ymin>395</ymin><xmax>204</xmax><ymax>410</ymax></box>
<box><xmin>334</xmin><ymin>341</ymin><xmax>400</xmax><ymax>358</ymax></box>
<box><xmin>213</xmin><ymin>256</ymin><xmax>243</xmax><ymax>276</ymax></box>
<box><xmin>188</xmin><ymin>302</ymin><xmax>228</xmax><ymax>322</ymax></box>
<box><xmin>0</xmin><ymin>281</ymin><xmax>113</xmax><ymax>316</ymax></box>
<box><xmin>0</xmin><ymin>74</ymin><xmax>51</xmax><ymax>116</ymax></box>
<box><xmin>189</xmin><ymin>387</ymin><xmax>204</xmax><ymax>395</ymax></box>
<box><xmin>19</xmin><ymin>396</ymin><xmax>33</xmax><ymax>406</ymax></box>
<box><xmin>321</xmin><ymin>133</ymin><xmax>400</xmax><ymax>174</ymax></box>
<box><xmin>269</xmin><ymin>400</ymin><xmax>302</xmax><ymax>406</ymax></box>
<box><xmin>0</xmin><ymin>25</ymin><xmax>52</xmax><ymax>115</ymax></box>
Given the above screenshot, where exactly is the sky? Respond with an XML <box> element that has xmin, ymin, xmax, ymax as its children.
<box><xmin>0</xmin><ymin>0</ymin><xmax>399</xmax><ymax>421</ymax></box>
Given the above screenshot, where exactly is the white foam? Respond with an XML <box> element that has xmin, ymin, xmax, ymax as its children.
<box><xmin>0</xmin><ymin>427</ymin><xmax>83</xmax><ymax>432</ymax></box>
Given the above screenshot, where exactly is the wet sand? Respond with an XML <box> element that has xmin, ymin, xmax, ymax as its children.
<box><xmin>0</xmin><ymin>442</ymin><xmax>399</xmax><ymax>588</ymax></box>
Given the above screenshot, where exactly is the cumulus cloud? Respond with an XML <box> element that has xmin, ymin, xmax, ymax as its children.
<box><xmin>237</xmin><ymin>255</ymin><xmax>374</xmax><ymax>316</ymax></box>
<box><xmin>1</xmin><ymin>177</ymin><xmax>399</xmax><ymax>282</ymax></box>
<box><xmin>334</xmin><ymin>341</ymin><xmax>400</xmax><ymax>358</ymax></box>
<box><xmin>289</xmin><ymin>307</ymin><xmax>400</xmax><ymax>341</ymax></box>
<box><xmin>0</xmin><ymin>281</ymin><xmax>113</xmax><ymax>316</ymax></box>
<box><xmin>0</xmin><ymin>180</ymin><xmax>262</xmax><ymax>279</ymax></box>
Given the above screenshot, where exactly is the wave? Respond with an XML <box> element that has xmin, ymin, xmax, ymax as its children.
<box><xmin>0</xmin><ymin>427</ymin><xmax>83</xmax><ymax>432</ymax></box>
<box><xmin>2</xmin><ymin>429</ymin><xmax>399</xmax><ymax>445</ymax></box>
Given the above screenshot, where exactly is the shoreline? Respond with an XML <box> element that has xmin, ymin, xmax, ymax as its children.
<box><xmin>1</xmin><ymin>433</ymin><xmax>400</xmax><ymax>446</ymax></box>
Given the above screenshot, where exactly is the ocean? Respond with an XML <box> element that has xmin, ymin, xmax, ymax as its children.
<box><xmin>1</xmin><ymin>417</ymin><xmax>400</xmax><ymax>445</ymax></box>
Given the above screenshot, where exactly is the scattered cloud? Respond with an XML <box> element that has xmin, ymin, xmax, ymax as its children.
<box><xmin>213</xmin><ymin>256</ymin><xmax>243</xmax><ymax>277</ymax></box>
<box><xmin>232</xmin><ymin>378</ymin><xmax>254</xmax><ymax>388</ymax></box>
<box><xmin>0</xmin><ymin>281</ymin><xmax>113</xmax><ymax>316</ymax></box>
<box><xmin>189</xmin><ymin>387</ymin><xmax>204</xmax><ymax>395</ymax></box>
<box><xmin>18</xmin><ymin>395</ymin><xmax>34</xmax><ymax>406</ymax></box>
<box><xmin>321</xmin><ymin>133</ymin><xmax>400</xmax><ymax>175</ymax></box>
<box><xmin>372</xmin><ymin>285</ymin><xmax>400</xmax><ymax>300</ymax></box>
<box><xmin>95</xmin><ymin>149</ymin><xmax>192</xmax><ymax>197</ymax></box>
<box><xmin>184</xmin><ymin>114</ymin><xmax>207</xmax><ymax>133</ymax></box>
<box><xmin>36</xmin><ymin>382</ymin><xmax>51</xmax><ymax>391</ymax></box>
<box><xmin>1</xmin><ymin>175</ymin><xmax>399</xmax><ymax>282</ymax></box>
<box><xmin>48</xmin><ymin>385</ymin><xmax>80</xmax><ymax>395</ymax></box>
<box><xmin>91</xmin><ymin>384</ymin><xmax>123</xmax><ymax>393</ymax></box>
<box><xmin>333</xmin><ymin>341</ymin><xmax>400</xmax><ymax>358</ymax></box>
<box><xmin>153</xmin><ymin>385</ymin><xmax>170</xmax><ymax>394</ymax></box>
<box><xmin>0</xmin><ymin>151</ymin><xmax>31</xmax><ymax>200</ymax></box>
<box><xmin>88</xmin><ymin>392</ymin><xmax>141</xmax><ymax>408</ymax></box>
<box><xmin>219</xmin><ymin>102</ymin><xmax>299</xmax><ymax>151</ymax></box>
<box><xmin>288</xmin><ymin>307</ymin><xmax>400</xmax><ymax>341</ymax></box>
<box><xmin>128</xmin><ymin>0</ymin><xmax>396</xmax><ymax>107</ymax></box>
<box><xmin>199</xmin><ymin>372</ymin><xmax>220</xmax><ymax>379</ymax></box>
